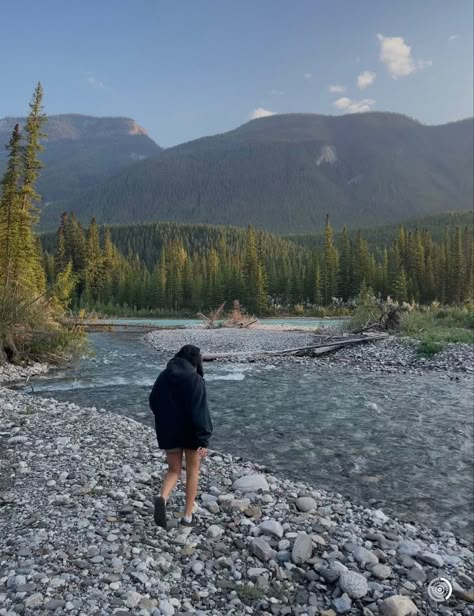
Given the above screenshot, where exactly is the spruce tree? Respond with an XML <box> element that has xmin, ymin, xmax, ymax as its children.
<box><xmin>0</xmin><ymin>124</ymin><xmax>22</xmax><ymax>290</ymax></box>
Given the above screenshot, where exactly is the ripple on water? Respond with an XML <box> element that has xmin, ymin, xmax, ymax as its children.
<box><xmin>23</xmin><ymin>331</ymin><xmax>474</xmax><ymax>540</ymax></box>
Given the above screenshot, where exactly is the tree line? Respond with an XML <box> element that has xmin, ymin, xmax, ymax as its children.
<box><xmin>42</xmin><ymin>213</ymin><xmax>473</xmax><ymax>315</ymax></box>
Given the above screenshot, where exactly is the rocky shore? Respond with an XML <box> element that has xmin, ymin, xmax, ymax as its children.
<box><xmin>1</xmin><ymin>387</ymin><xmax>473</xmax><ymax>616</ymax></box>
<box><xmin>145</xmin><ymin>330</ymin><xmax>474</xmax><ymax>377</ymax></box>
<box><xmin>0</xmin><ymin>362</ymin><xmax>49</xmax><ymax>385</ymax></box>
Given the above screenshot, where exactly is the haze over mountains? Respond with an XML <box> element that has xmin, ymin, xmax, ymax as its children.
<box><xmin>0</xmin><ymin>114</ymin><xmax>161</xmax><ymax>204</ymax></box>
<box><xmin>1</xmin><ymin>111</ymin><xmax>472</xmax><ymax>233</ymax></box>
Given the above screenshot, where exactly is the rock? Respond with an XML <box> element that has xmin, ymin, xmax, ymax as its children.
<box><xmin>292</xmin><ymin>533</ymin><xmax>313</xmax><ymax>564</ymax></box>
<box><xmin>339</xmin><ymin>570</ymin><xmax>369</xmax><ymax>599</ymax></box>
<box><xmin>379</xmin><ymin>595</ymin><xmax>418</xmax><ymax>616</ymax></box>
<box><xmin>259</xmin><ymin>519</ymin><xmax>284</xmax><ymax>539</ymax></box>
<box><xmin>370</xmin><ymin>564</ymin><xmax>392</xmax><ymax>579</ymax></box>
<box><xmin>320</xmin><ymin>611</ymin><xmax>337</xmax><ymax>616</ymax></box>
<box><xmin>126</xmin><ymin>591</ymin><xmax>142</xmax><ymax>608</ymax></box>
<box><xmin>333</xmin><ymin>592</ymin><xmax>352</xmax><ymax>614</ymax></box>
<box><xmin>159</xmin><ymin>599</ymin><xmax>175</xmax><ymax>616</ymax></box>
<box><xmin>206</xmin><ymin>525</ymin><xmax>225</xmax><ymax>539</ymax></box>
<box><xmin>24</xmin><ymin>593</ymin><xmax>44</xmax><ymax>608</ymax></box>
<box><xmin>407</xmin><ymin>567</ymin><xmax>426</xmax><ymax>583</ymax></box>
<box><xmin>321</xmin><ymin>568</ymin><xmax>341</xmax><ymax>583</ymax></box>
<box><xmin>191</xmin><ymin>561</ymin><xmax>205</xmax><ymax>575</ymax></box>
<box><xmin>417</xmin><ymin>551</ymin><xmax>444</xmax><ymax>568</ymax></box>
<box><xmin>295</xmin><ymin>496</ymin><xmax>317</xmax><ymax>512</ymax></box>
<box><xmin>352</xmin><ymin>546</ymin><xmax>379</xmax><ymax>565</ymax></box>
<box><xmin>232</xmin><ymin>474</ymin><xmax>269</xmax><ymax>493</ymax></box>
<box><xmin>250</xmin><ymin>537</ymin><xmax>275</xmax><ymax>562</ymax></box>
<box><xmin>247</xmin><ymin>567</ymin><xmax>269</xmax><ymax>578</ymax></box>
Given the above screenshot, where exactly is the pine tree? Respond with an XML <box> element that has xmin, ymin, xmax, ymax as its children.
<box><xmin>321</xmin><ymin>214</ymin><xmax>338</xmax><ymax>304</ymax></box>
<box><xmin>337</xmin><ymin>226</ymin><xmax>352</xmax><ymax>301</ymax></box>
<box><xmin>17</xmin><ymin>83</ymin><xmax>47</xmax><ymax>294</ymax></box>
<box><xmin>0</xmin><ymin>124</ymin><xmax>22</xmax><ymax>290</ymax></box>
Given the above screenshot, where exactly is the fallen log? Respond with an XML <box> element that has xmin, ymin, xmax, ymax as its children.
<box><xmin>202</xmin><ymin>333</ymin><xmax>388</xmax><ymax>361</ymax></box>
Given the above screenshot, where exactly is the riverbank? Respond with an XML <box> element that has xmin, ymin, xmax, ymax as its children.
<box><xmin>146</xmin><ymin>329</ymin><xmax>474</xmax><ymax>377</ymax></box>
<box><xmin>0</xmin><ymin>361</ymin><xmax>49</xmax><ymax>385</ymax></box>
<box><xmin>1</xmin><ymin>387</ymin><xmax>473</xmax><ymax>616</ymax></box>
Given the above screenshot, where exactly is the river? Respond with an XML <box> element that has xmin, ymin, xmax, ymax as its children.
<box><xmin>22</xmin><ymin>328</ymin><xmax>473</xmax><ymax>539</ymax></box>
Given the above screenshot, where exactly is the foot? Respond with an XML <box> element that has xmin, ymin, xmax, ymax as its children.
<box><xmin>154</xmin><ymin>496</ymin><xmax>167</xmax><ymax>529</ymax></box>
<box><xmin>180</xmin><ymin>515</ymin><xmax>193</xmax><ymax>527</ymax></box>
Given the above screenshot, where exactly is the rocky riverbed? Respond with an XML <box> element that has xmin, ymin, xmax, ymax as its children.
<box><xmin>1</xmin><ymin>387</ymin><xmax>473</xmax><ymax>616</ymax></box>
<box><xmin>145</xmin><ymin>330</ymin><xmax>474</xmax><ymax>377</ymax></box>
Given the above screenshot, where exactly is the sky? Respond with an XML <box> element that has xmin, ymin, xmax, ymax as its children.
<box><xmin>0</xmin><ymin>0</ymin><xmax>472</xmax><ymax>146</ymax></box>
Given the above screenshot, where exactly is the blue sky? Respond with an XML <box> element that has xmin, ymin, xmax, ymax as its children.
<box><xmin>0</xmin><ymin>0</ymin><xmax>472</xmax><ymax>146</ymax></box>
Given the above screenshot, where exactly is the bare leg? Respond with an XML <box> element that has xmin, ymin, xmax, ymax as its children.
<box><xmin>161</xmin><ymin>450</ymin><xmax>183</xmax><ymax>501</ymax></box>
<box><xmin>184</xmin><ymin>449</ymin><xmax>200</xmax><ymax>518</ymax></box>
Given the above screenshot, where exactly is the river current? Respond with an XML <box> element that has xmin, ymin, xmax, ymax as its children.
<box><xmin>22</xmin><ymin>330</ymin><xmax>473</xmax><ymax>539</ymax></box>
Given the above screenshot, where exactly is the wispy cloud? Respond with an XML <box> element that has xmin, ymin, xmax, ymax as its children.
<box><xmin>85</xmin><ymin>72</ymin><xmax>105</xmax><ymax>88</ymax></box>
<box><xmin>249</xmin><ymin>107</ymin><xmax>276</xmax><ymax>120</ymax></box>
<box><xmin>448</xmin><ymin>34</ymin><xmax>460</xmax><ymax>41</ymax></box>
<box><xmin>377</xmin><ymin>34</ymin><xmax>431</xmax><ymax>79</ymax></box>
<box><xmin>269</xmin><ymin>89</ymin><xmax>285</xmax><ymax>96</ymax></box>
<box><xmin>357</xmin><ymin>70</ymin><xmax>376</xmax><ymax>89</ymax></box>
<box><xmin>333</xmin><ymin>97</ymin><xmax>375</xmax><ymax>113</ymax></box>
<box><xmin>303</xmin><ymin>72</ymin><xmax>312</xmax><ymax>80</ymax></box>
<box><xmin>329</xmin><ymin>84</ymin><xmax>346</xmax><ymax>93</ymax></box>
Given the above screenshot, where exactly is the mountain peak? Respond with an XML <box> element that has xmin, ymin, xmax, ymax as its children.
<box><xmin>0</xmin><ymin>114</ymin><xmax>150</xmax><ymax>142</ymax></box>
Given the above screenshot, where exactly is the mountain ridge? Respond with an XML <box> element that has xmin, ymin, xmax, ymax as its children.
<box><xmin>38</xmin><ymin>111</ymin><xmax>472</xmax><ymax>232</ymax></box>
<box><xmin>0</xmin><ymin>113</ymin><xmax>161</xmax><ymax>205</ymax></box>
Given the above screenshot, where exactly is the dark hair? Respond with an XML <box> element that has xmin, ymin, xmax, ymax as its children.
<box><xmin>175</xmin><ymin>344</ymin><xmax>204</xmax><ymax>377</ymax></box>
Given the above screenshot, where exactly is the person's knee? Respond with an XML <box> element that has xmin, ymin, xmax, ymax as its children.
<box><xmin>168</xmin><ymin>463</ymin><xmax>182</xmax><ymax>476</ymax></box>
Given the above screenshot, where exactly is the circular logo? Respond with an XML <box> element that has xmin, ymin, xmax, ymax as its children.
<box><xmin>427</xmin><ymin>577</ymin><xmax>453</xmax><ymax>602</ymax></box>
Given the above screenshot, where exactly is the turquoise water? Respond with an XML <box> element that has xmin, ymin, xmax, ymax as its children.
<box><xmin>90</xmin><ymin>317</ymin><xmax>345</xmax><ymax>329</ymax></box>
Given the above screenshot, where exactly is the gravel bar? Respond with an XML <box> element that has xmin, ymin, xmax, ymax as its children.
<box><xmin>146</xmin><ymin>330</ymin><xmax>474</xmax><ymax>377</ymax></box>
<box><xmin>1</xmin><ymin>387</ymin><xmax>473</xmax><ymax>616</ymax></box>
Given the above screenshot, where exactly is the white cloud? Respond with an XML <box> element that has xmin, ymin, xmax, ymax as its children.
<box><xmin>304</xmin><ymin>72</ymin><xmax>312</xmax><ymax>80</ymax></box>
<box><xmin>377</xmin><ymin>33</ymin><xmax>431</xmax><ymax>79</ymax></box>
<box><xmin>357</xmin><ymin>70</ymin><xmax>376</xmax><ymax>89</ymax></box>
<box><xmin>249</xmin><ymin>107</ymin><xmax>276</xmax><ymax>120</ymax></box>
<box><xmin>333</xmin><ymin>97</ymin><xmax>375</xmax><ymax>113</ymax></box>
<box><xmin>86</xmin><ymin>72</ymin><xmax>105</xmax><ymax>88</ymax></box>
<box><xmin>448</xmin><ymin>34</ymin><xmax>460</xmax><ymax>41</ymax></box>
<box><xmin>269</xmin><ymin>89</ymin><xmax>285</xmax><ymax>96</ymax></box>
<box><xmin>329</xmin><ymin>84</ymin><xmax>346</xmax><ymax>93</ymax></box>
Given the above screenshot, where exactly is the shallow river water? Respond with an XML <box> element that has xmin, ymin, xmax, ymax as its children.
<box><xmin>23</xmin><ymin>331</ymin><xmax>473</xmax><ymax>539</ymax></box>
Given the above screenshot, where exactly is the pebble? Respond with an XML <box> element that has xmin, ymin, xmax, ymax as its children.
<box><xmin>1</xmin><ymin>384</ymin><xmax>473</xmax><ymax>616</ymax></box>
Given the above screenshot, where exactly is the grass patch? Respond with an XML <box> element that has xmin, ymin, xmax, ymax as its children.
<box><xmin>235</xmin><ymin>584</ymin><xmax>265</xmax><ymax>604</ymax></box>
<box><xmin>233</xmin><ymin>582</ymin><xmax>288</xmax><ymax>605</ymax></box>
<box><xmin>416</xmin><ymin>339</ymin><xmax>443</xmax><ymax>357</ymax></box>
<box><xmin>400</xmin><ymin>306</ymin><xmax>474</xmax><ymax>346</ymax></box>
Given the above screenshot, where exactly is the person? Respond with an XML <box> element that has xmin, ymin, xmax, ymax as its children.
<box><xmin>149</xmin><ymin>344</ymin><xmax>213</xmax><ymax>529</ymax></box>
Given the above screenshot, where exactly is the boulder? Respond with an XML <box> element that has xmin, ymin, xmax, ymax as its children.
<box><xmin>352</xmin><ymin>545</ymin><xmax>379</xmax><ymax>565</ymax></box>
<box><xmin>259</xmin><ymin>519</ymin><xmax>284</xmax><ymax>539</ymax></box>
<box><xmin>295</xmin><ymin>496</ymin><xmax>317</xmax><ymax>512</ymax></box>
<box><xmin>380</xmin><ymin>595</ymin><xmax>418</xmax><ymax>616</ymax></box>
<box><xmin>333</xmin><ymin>593</ymin><xmax>352</xmax><ymax>614</ymax></box>
<box><xmin>371</xmin><ymin>564</ymin><xmax>392</xmax><ymax>579</ymax></box>
<box><xmin>339</xmin><ymin>570</ymin><xmax>369</xmax><ymax>599</ymax></box>
<box><xmin>291</xmin><ymin>533</ymin><xmax>313</xmax><ymax>564</ymax></box>
<box><xmin>232</xmin><ymin>474</ymin><xmax>269</xmax><ymax>493</ymax></box>
<box><xmin>250</xmin><ymin>537</ymin><xmax>275</xmax><ymax>562</ymax></box>
<box><xmin>417</xmin><ymin>551</ymin><xmax>444</xmax><ymax>568</ymax></box>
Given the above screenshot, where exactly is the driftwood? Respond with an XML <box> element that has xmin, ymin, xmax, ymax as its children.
<box><xmin>352</xmin><ymin>307</ymin><xmax>401</xmax><ymax>335</ymax></box>
<box><xmin>202</xmin><ymin>333</ymin><xmax>388</xmax><ymax>361</ymax></box>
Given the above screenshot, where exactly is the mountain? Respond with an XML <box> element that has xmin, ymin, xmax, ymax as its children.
<box><xmin>34</xmin><ymin>112</ymin><xmax>474</xmax><ymax>232</ymax></box>
<box><xmin>0</xmin><ymin>114</ymin><xmax>161</xmax><ymax>205</ymax></box>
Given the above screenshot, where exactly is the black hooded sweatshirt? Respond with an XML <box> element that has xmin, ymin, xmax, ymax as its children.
<box><xmin>149</xmin><ymin>357</ymin><xmax>213</xmax><ymax>450</ymax></box>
